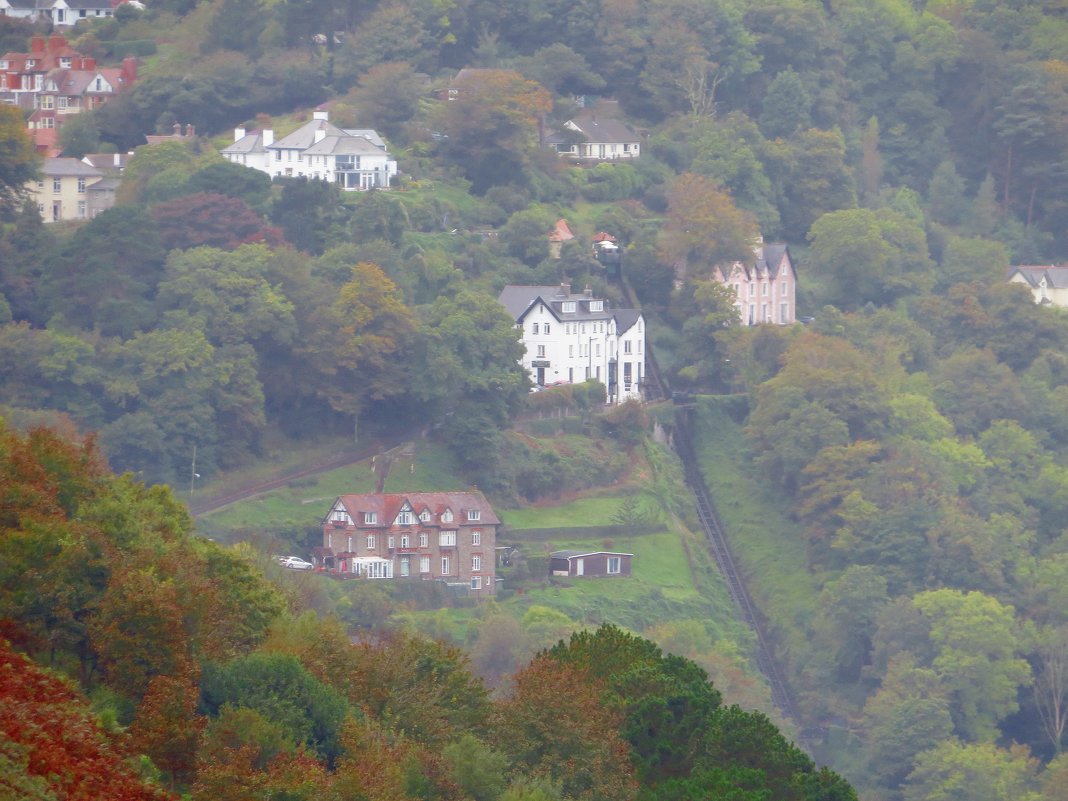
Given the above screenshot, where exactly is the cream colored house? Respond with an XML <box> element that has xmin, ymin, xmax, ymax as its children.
<box><xmin>1008</xmin><ymin>265</ymin><xmax>1068</xmax><ymax>307</ymax></box>
<box><xmin>27</xmin><ymin>157</ymin><xmax>105</xmax><ymax>222</ymax></box>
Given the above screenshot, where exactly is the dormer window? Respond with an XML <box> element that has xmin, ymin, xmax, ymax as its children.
<box><xmin>589</xmin><ymin>300</ymin><xmax>603</xmax><ymax>312</ymax></box>
<box><xmin>60</xmin><ymin>58</ymin><xmax>71</xmax><ymax>68</ymax></box>
<box><xmin>397</xmin><ymin>510</ymin><xmax>414</xmax><ymax>525</ymax></box>
<box><xmin>467</xmin><ymin>509</ymin><xmax>481</xmax><ymax>522</ymax></box>
<box><xmin>363</xmin><ymin>512</ymin><xmax>377</xmax><ymax>525</ymax></box>
<box><xmin>561</xmin><ymin>301</ymin><xmax>576</xmax><ymax>313</ymax></box>
<box><xmin>441</xmin><ymin>509</ymin><xmax>454</xmax><ymax>523</ymax></box>
<box><xmin>419</xmin><ymin>510</ymin><xmax>431</xmax><ymax>522</ymax></box>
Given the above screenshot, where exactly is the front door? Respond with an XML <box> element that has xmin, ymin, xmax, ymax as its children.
<box><xmin>575</xmin><ymin>558</ymin><xmax>584</xmax><ymax>576</ymax></box>
<box><xmin>536</xmin><ymin>367</ymin><xmax>545</xmax><ymax>385</ymax></box>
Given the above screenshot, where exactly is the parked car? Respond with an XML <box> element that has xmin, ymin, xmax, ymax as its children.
<box><xmin>280</xmin><ymin>556</ymin><xmax>314</xmax><ymax>570</ymax></box>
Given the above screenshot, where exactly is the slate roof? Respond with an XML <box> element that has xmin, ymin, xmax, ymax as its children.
<box><xmin>342</xmin><ymin>128</ymin><xmax>386</xmax><ymax>149</ymax></box>
<box><xmin>333</xmin><ymin>491</ymin><xmax>501</xmax><ymax>527</ymax></box>
<box><xmin>269</xmin><ymin>119</ymin><xmax>348</xmax><ymax>150</ymax></box>
<box><xmin>41</xmin><ymin>157</ymin><xmax>102</xmax><ymax>177</ymax></box>
<box><xmin>220</xmin><ymin>130</ymin><xmax>268</xmax><ymax>155</ymax></box>
<box><xmin>1011</xmin><ymin>265</ymin><xmax>1068</xmax><ymax>288</ymax></box>
<box><xmin>564</xmin><ymin>113</ymin><xmax>638</xmax><ymax>144</ymax></box>
<box><xmin>303</xmin><ymin>134</ymin><xmax>385</xmax><ymax>157</ymax></box>
<box><xmin>498</xmin><ymin>284</ymin><xmax>644</xmax><ymax>327</ymax></box>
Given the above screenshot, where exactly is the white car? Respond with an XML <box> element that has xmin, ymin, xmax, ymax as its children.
<box><xmin>280</xmin><ymin>556</ymin><xmax>314</xmax><ymax>570</ymax></box>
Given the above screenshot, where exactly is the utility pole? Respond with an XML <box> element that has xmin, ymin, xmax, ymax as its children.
<box><xmin>190</xmin><ymin>444</ymin><xmax>197</xmax><ymax>497</ymax></box>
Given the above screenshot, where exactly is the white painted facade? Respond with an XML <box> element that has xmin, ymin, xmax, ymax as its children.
<box><xmin>221</xmin><ymin>111</ymin><xmax>397</xmax><ymax>190</ymax></box>
<box><xmin>499</xmin><ymin>284</ymin><xmax>646</xmax><ymax>404</ymax></box>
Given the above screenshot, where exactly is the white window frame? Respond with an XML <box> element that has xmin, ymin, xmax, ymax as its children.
<box><xmin>472</xmin><ymin>555</ymin><xmax>481</xmax><ymax>571</ymax></box>
<box><xmin>419</xmin><ymin>555</ymin><xmax>430</xmax><ymax>573</ymax></box>
<box><xmin>363</xmin><ymin>512</ymin><xmax>377</xmax><ymax>524</ymax></box>
<box><xmin>439</xmin><ymin>531</ymin><xmax>456</xmax><ymax>547</ymax></box>
<box><xmin>400</xmin><ymin>534</ymin><xmax>410</xmax><ymax>548</ymax></box>
<box><xmin>441</xmin><ymin>556</ymin><xmax>451</xmax><ymax>575</ymax></box>
<box><xmin>419</xmin><ymin>531</ymin><xmax>429</xmax><ymax>548</ymax></box>
<box><xmin>471</xmin><ymin>530</ymin><xmax>481</xmax><ymax>546</ymax></box>
<box><xmin>607</xmin><ymin>556</ymin><xmax>622</xmax><ymax>574</ymax></box>
<box><xmin>467</xmin><ymin>509</ymin><xmax>480</xmax><ymax>522</ymax></box>
<box><xmin>388</xmin><ymin>535</ymin><xmax>395</xmax><ymax>549</ymax></box>
<box><xmin>471</xmin><ymin>576</ymin><xmax>482</xmax><ymax>590</ymax></box>
<box><xmin>397</xmin><ymin>509</ymin><xmax>413</xmax><ymax>525</ymax></box>
<box><xmin>366</xmin><ymin>535</ymin><xmax>376</xmax><ymax>549</ymax></box>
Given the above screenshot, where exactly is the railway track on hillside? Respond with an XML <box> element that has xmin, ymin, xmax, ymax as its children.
<box><xmin>672</xmin><ymin>406</ymin><xmax>803</xmax><ymax>727</ymax></box>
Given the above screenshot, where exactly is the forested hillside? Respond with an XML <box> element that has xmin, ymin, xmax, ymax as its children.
<box><xmin>3</xmin><ymin>1</ymin><xmax>1068</xmax><ymax>799</ymax></box>
<box><xmin>0</xmin><ymin>422</ymin><xmax>855</xmax><ymax>800</ymax></box>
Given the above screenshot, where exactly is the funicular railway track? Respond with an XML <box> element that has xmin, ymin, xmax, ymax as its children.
<box><xmin>672</xmin><ymin>407</ymin><xmax>802</xmax><ymax>725</ymax></box>
<box><xmin>614</xmin><ymin>265</ymin><xmax>800</xmax><ymax>726</ymax></box>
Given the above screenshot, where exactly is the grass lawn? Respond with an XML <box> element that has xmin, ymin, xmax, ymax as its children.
<box><xmin>500</xmin><ymin>495</ymin><xmax>639</xmax><ymax>529</ymax></box>
<box><xmin>196</xmin><ymin>441</ymin><xmax>465</xmax><ymax>539</ymax></box>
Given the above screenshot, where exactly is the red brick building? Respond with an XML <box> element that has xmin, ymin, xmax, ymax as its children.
<box><xmin>316</xmin><ymin>491</ymin><xmax>498</xmax><ymax>595</ymax></box>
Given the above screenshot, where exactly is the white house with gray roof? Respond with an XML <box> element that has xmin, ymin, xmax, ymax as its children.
<box><xmin>546</xmin><ymin>105</ymin><xmax>641</xmax><ymax>161</ymax></box>
<box><xmin>221</xmin><ymin>110</ymin><xmax>397</xmax><ymax>190</ymax></box>
<box><xmin>498</xmin><ymin>283</ymin><xmax>646</xmax><ymax>403</ymax></box>
<box><xmin>1009</xmin><ymin>265</ymin><xmax>1068</xmax><ymax>307</ymax></box>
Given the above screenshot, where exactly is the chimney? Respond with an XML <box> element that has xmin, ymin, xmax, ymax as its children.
<box><xmin>48</xmin><ymin>34</ymin><xmax>65</xmax><ymax>53</ymax></box>
<box><xmin>314</xmin><ymin>126</ymin><xmax>326</xmax><ymax>143</ymax></box>
<box><xmin>30</xmin><ymin>36</ymin><xmax>45</xmax><ymax>54</ymax></box>
<box><xmin>234</xmin><ymin>126</ymin><xmax>246</xmax><ymax>142</ymax></box>
<box><xmin>172</xmin><ymin>122</ymin><xmax>181</xmax><ymax>136</ymax></box>
<box><xmin>121</xmin><ymin>56</ymin><xmax>137</xmax><ymax>85</ymax></box>
<box><xmin>584</xmin><ymin>284</ymin><xmax>593</xmax><ymax>298</ymax></box>
<box><xmin>262</xmin><ymin>129</ymin><xmax>274</xmax><ymax>147</ymax></box>
<box><xmin>559</xmin><ymin>282</ymin><xmax>571</xmax><ymax>297</ymax></box>
<box><xmin>81</xmin><ymin>57</ymin><xmax>95</xmax><ymax>71</ymax></box>
<box><xmin>312</xmin><ymin>109</ymin><xmax>329</xmax><ymax>121</ymax></box>
<box><xmin>186</xmin><ymin>123</ymin><xmax>195</xmax><ymax>137</ymax></box>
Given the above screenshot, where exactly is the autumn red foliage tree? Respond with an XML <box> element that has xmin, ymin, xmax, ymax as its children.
<box><xmin>0</xmin><ymin>639</ymin><xmax>172</xmax><ymax>801</ymax></box>
<box><xmin>151</xmin><ymin>192</ymin><xmax>284</xmax><ymax>252</ymax></box>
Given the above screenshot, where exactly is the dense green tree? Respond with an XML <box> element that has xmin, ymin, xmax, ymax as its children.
<box><xmin>913</xmin><ymin>589</ymin><xmax>1033</xmax><ymax>741</ymax></box>
<box><xmin>863</xmin><ymin>655</ymin><xmax>955</xmax><ymax>789</ymax></box>
<box><xmin>759</xmin><ymin>69</ymin><xmax>811</xmax><ymax>139</ymax></box>
<box><xmin>904</xmin><ymin>741</ymin><xmax>1042</xmax><ymax>801</ymax></box>
<box><xmin>0</xmin><ymin>105</ymin><xmax>39</xmax><ymax>215</ymax></box>
<box><xmin>201</xmin><ymin>651</ymin><xmax>348</xmax><ymax>762</ymax></box>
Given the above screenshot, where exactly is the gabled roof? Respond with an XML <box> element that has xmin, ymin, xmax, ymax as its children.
<box><xmin>717</xmin><ymin>243</ymin><xmax>795</xmax><ymax>283</ymax></box>
<box><xmin>1010</xmin><ymin>265</ymin><xmax>1068</xmax><ymax>288</ymax></box>
<box><xmin>614</xmin><ymin>308</ymin><xmax>642</xmax><ymax>335</ymax></box>
<box><xmin>333</xmin><ymin>491</ymin><xmax>500</xmax><ymax>527</ymax></box>
<box><xmin>548</xmin><ymin>219</ymin><xmax>574</xmax><ymax>243</ymax></box>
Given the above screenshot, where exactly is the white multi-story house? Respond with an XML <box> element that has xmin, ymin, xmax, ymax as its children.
<box><xmin>498</xmin><ymin>283</ymin><xmax>646</xmax><ymax>403</ymax></box>
<box><xmin>221</xmin><ymin>110</ymin><xmax>397</xmax><ymax>190</ymax></box>
<box><xmin>712</xmin><ymin>242</ymin><xmax>798</xmax><ymax>326</ymax></box>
